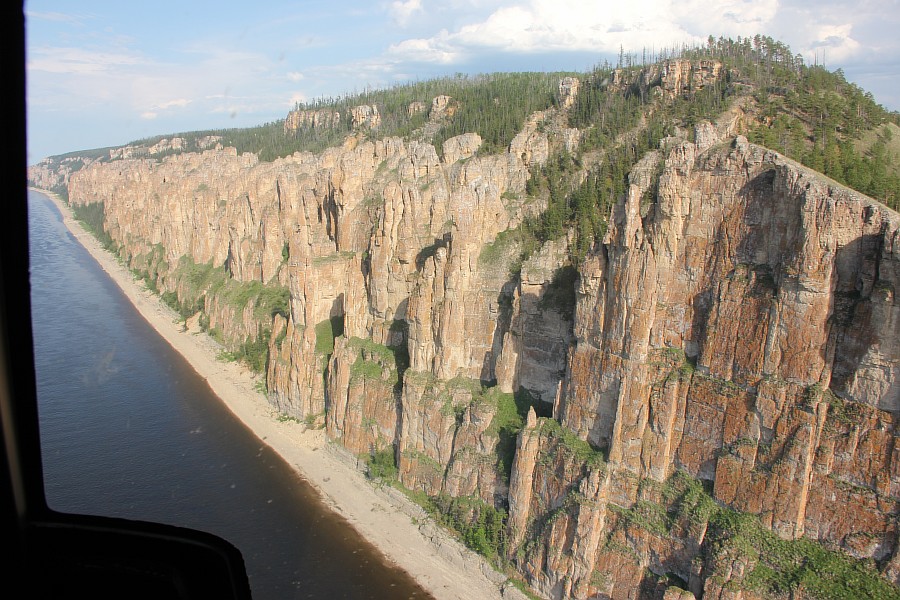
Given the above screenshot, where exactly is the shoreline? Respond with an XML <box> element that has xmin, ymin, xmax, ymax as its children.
<box><xmin>31</xmin><ymin>187</ymin><xmax>522</xmax><ymax>600</ymax></box>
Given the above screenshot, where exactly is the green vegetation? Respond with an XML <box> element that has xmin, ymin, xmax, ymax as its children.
<box><xmin>130</xmin><ymin>244</ymin><xmax>168</xmax><ymax>294</ymax></box>
<box><xmin>518</xmin><ymin>48</ymin><xmax>732</xmax><ymax>262</ymax></box>
<box><xmin>539</xmin><ymin>417</ymin><xmax>606</xmax><ymax>469</ymax></box>
<box><xmin>715</xmin><ymin>509</ymin><xmax>899</xmax><ymax>599</ymax></box>
<box><xmin>314</xmin><ymin>315</ymin><xmax>344</xmax><ymax>356</ymax></box>
<box><xmin>215</xmin><ymin>334</ymin><xmax>270</xmax><ymax>373</ymax></box>
<box><xmin>230</xmin><ymin>332</ymin><xmax>271</xmax><ymax>374</ymax></box>
<box><xmin>657</xmin><ymin>347</ymin><xmax>696</xmax><ymax>382</ymax></box>
<box><xmin>67</xmin><ymin>200</ymin><xmax>256</xmax><ymax>343</ymax></box>
<box><xmin>71</xmin><ymin>202</ymin><xmax>116</xmax><ymax>250</ymax></box>
<box><xmin>684</xmin><ymin>35</ymin><xmax>900</xmax><ymax>210</ymax></box>
<box><xmin>365</xmin><ymin>447</ymin><xmax>399</xmax><ymax>480</ymax></box>
<box><xmin>311</xmin><ymin>250</ymin><xmax>356</xmax><ymax>266</ymax></box>
<box><xmin>483</xmin><ymin>387</ymin><xmax>550</xmax><ymax>483</ymax></box>
<box><xmin>429</xmin><ymin>493</ymin><xmax>509</xmax><ymax>562</ymax></box>
<box><xmin>347</xmin><ymin>336</ymin><xmax>408</xmax><ymax>388</ymax></box>
<box><xmin>371</xmin><ymin>459</ymin><xmax>515</xmax><ymax>568</ymax></box>
<box><xmin>372</xmin><ymin>377</ymin><xmax>549</xmax><ymax>554</ymax></box>
<box><xmin>606</xmin><ymin>471</ymin><xmax>900</xmax><ymax>600</ymax></box>
<box><xmin>150</xmin><ymin>255</ymin><xmax>291</xmax><ymax>373</ymax></box>
<box><xmin>611</xmin><ymin>500</ymin><xmax>670</xmax><ymax>536</ymax></box>
<box><xmin>662</xmin><ymin>471</ymin><xmax>719</xmax><ymax>528</ymax></box>
<box><xmin>824</xmin><ymin>390</ymin><xmax>865</xmax><ymax>431</ymax></box>
<box><xmin>50</xmin><ymin>183</ymin><xmax>69</xmax><ymax>202</ymax></box>
<box><xmin>429</xmin><ymin>72</ymin><xmax>564</xmax><ymax>156</ymax></box>
<box><xmin>484</xmin><ymin>388</ymin><xmax>522</xmax><ymax>482</ymax></box>
<box><xmin>514</xmin><ymin>35</ymin><xmax>899</xmax><ymax>269</ymax></box>
<box><xmin>350</xmin><ymin>357</ymin><xmax>385</xmax><ymax>382</ymax></box>
<box><xmin>116</xmin><ymin>72</ymin><xmax>565</xmax><ymax>163</ymax></box>
<box><xmin>748</xmin><ymin>76</ymin><xmax>900</xmax><ymax>210</ymax></box>
<box><xmin>478</xmin><ymin>226</ymin><xmax>539</xmax><ymax>276</ymax></box>
<box><xmin>289</xmin><ymin>72</ymin><xmax>564</xmax><ymax>158</ymax></box>
<box><xmin>165</xmin><ymin>256</ymin><xmax>289</xmax><ymax>321</ymax></box>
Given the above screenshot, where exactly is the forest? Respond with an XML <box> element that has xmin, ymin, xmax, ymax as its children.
<box><xmin>44</xmin><ymin>36</ymin><xmax>899</xmax><ymax>230</ymax></box>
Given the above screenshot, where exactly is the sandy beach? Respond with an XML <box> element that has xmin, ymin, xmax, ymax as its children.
<box><xmin>33</xmin><ymin>188</ymin><xmax>523</xmax><ymax>600</ymax></box>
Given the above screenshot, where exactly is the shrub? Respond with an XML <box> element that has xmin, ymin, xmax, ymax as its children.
<box><xmin>366</xmin><ymin>448</ymin><xmax>398</xmax><ymax>480</ymax></box>
<box><xmin>314</xmin><ymin>315</ymin><xmax>344</xmax><ymax>356</ymax></box>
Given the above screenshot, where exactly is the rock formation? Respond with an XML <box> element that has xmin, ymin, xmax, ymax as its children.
<box><xmin>513</xmin><ymin>132</ymin><xmax>900</xmax><ymax>598</ymax></box>
<box><xmin>283</xmin><ymin>108</ymin><xmax>342</xmax><ymax>134</ymax></box>
<box><xmin>30</xmin><ymin>67</ymin><xmax>900</xmax><ymax>599</ymax></box>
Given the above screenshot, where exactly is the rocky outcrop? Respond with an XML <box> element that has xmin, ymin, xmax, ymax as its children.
<box><xmin>60</xmin><ymin>99</ymin><xmax>548</xmax><ymax>430</ymax></box>
<box><xmin>28</xmin><ymin>155</ymin><xmax>92</xmax><ymax>192</ymax></box>
<box><xmin>283</xmin><ymin>104</ymin><xmax>382</xmax><ymax>133</ymax></box>
<box><xmin>408</xmin><ymin>101</ymin><xmax>427</xmax><ymax>116</ymax></box>
<box><xmin>350</xmin><ymin>104</ymin><xmax>381</xmax><ymax>129</ymax></box>
<box><xmin>510</xmin><ymin>113</ymin><xmax>551</xmax><ymax>168</ymax></box>
<box><xmin>397</xmin><ymin>372</ymin><xmax>507</xmax><ymax>502</ymax></box>
<box><xmin>610</xmin><ymin>59</ymin><xmax>723</xmax><ymax>102</ymax></box>
<box><xmin>283</xmin><ymin>108</ymin><xmax>341</xmax><ymax>134</ymax></box>
<box><xmin>147</xmin><ymin>137</ymin><xmax>184</xmax><ymax>154</ymax></box>
<box><xmin>559</xmin><ymin>77</ymin><xmax>580</xmax><ymax>109</ymax></box>
<box><xmin>430</xmin><ymin>95</ymin><xmax>455</xmax><ymax>119</ymax></box>
<box><xmin>509</xmin><ymin>130</ymin><xmax>900</xmax><ymax>597</ymax></box>
<box><xmin>442</xmin><ymin>132</ymin><xmax>482</xmax><ymax>164</ymax></box>
<box><xmin>325</xmin><ymin>336</ymin><xmax>400</xmax><ymax>454</ymax></box>
<box><xmin>38</xmin><ymin>70</ymin><xmax>900</xmax><ymax>597</ymax></box>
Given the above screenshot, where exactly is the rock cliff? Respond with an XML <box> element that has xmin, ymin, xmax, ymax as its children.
<box><xmin>509</xmin><ymin>132</ymin><xmax>900</xmax><ymax>599</ymax></box>
<box><xmin>32</xmin><ymin>66</ymin><xmax>900</xmax><ymax>599</ymax></box>
<box><xmin>283</xmin><ymin>108</ymin><xmax>342</xmax><ymax>134</ymax></box>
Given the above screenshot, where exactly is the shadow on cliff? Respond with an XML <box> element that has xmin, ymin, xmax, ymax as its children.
<box><xmin>415</xmin><ymin>233</ymin><xmax>451</xmax><ymax>270</ymax></box>
<box><xmin>828</xmin><ymin>232</ymin><xmax>885</xmax><ymax>400</ymax></box>
<box><xmin>483</xmin><ymin>276</ymin><xmax>519</xmax><ymax>384</ymax></box>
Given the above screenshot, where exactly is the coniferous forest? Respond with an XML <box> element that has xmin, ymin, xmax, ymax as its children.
<box><xmin>49</xmin><ymin>36</ymin><xmax>898</xmax><ymax>274</ymax></box>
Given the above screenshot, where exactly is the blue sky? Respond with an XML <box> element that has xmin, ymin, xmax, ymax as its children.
<box><xmin>26</xmin><ymin>0</ymin><xmax>900</xmax><ymax>163</ymax></box>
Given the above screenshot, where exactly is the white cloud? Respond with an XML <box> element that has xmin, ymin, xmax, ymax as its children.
<box><xmin>803</xmin><ymin>24</ymin><xmax>861</xmax><ymax>63</ymax></box>
<box><xmin>762</xmin><ymin>1</ymin><xmax>898</xmax><ymax>72</ymax></box>
<box><xmin>140</xmin><ymin>111</ymin><xmax>157</xmax><ymax>120</ymax></box>
<box><xmin>387</xmin><ymin>0</ymin><xmax>900</xmax><ymax>69</ymax></box>
<box><xmin>287</xmin><ymin>92</ymin><xmax>307</xmax><ymax>107</ymax></box>
<box><xmin>386</xmin><ymin>0</ymin><xmax>713</xmax><ymax>62</ymax></box>
<box><xmin>287</xmin><ymin>71</ymin><xmax>305</xmax><ymax>82</ymax></box>
<box><xmin>153</xmin><ymin>98</ymin><xmax>191</xmax><ymax>110</ymax></box>
<box><xmin>388</xmin><ymin>31</ymin><xmax>463</xmax><ymax>63</ymax></box>
<box><xmin>670</xmin><ymin>0</ymin><xmax>779</xmax><ymax>34</ymax></box>
<box><xmin>389</xmin><ymin>0</ymin><xmax>424</xmax><ymax>26</ymax></box>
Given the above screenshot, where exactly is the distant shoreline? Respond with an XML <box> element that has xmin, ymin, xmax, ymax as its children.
<box><xmin>28</xmin><ymin>186</ymin><xmax>516</xmax><ymax>600</ymax></box>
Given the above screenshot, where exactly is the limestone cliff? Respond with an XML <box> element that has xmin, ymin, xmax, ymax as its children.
<box><xmin>509</xmin><ymin>132</ymin><xmax>900</xmax><ymax>599</ymax></box>
<box><xmin>30</xmin><ymin>64</ymin><xmax>900</xmax><ymax>599</ymax></box>
<box><xmin>58</xmin><ymin>108</ymin><xmax>554</xmax><ymax>507</ymax></box>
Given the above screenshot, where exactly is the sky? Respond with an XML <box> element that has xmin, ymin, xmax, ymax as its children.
<box><xmin>25</xmin><ymin>0</ymin><xmax>900</xmax><ymax>163</ymax></box>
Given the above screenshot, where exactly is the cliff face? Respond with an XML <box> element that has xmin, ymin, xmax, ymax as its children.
<box><xmin>39</xmin><ymin>65</ymin><xmax>900</xmax><ymax>599</ymax></box>
<box><xmin>62</xmin><ymin>112</ymin><xmax>553</xmax><ymax>503</ymax></box>
<box><xmin>510</xmin><ymin>133</ymin><xmax>900</xmax><ymax>598</ymax></box>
